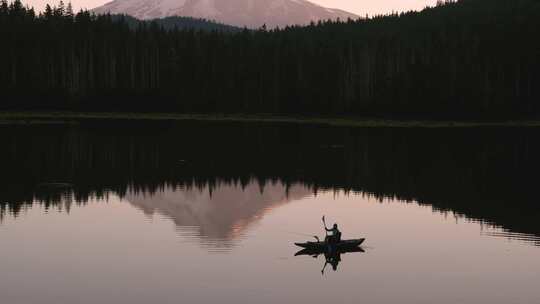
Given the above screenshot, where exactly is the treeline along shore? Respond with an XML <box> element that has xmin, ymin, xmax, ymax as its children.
<box><xmin>1</xmin><ymin>0</ymin><xmax>540</xmax><ymax>119</ymax></box>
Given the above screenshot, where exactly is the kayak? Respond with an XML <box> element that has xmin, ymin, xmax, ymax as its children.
<box><xmin>295</xmin><ymin>246</ymin><xmax>364</xmax><ymax>256</ymax></box>
<box><xmin>294</xmin><ymin>238</ymin><xmax>365</xmax><ymax>250</ymax></box>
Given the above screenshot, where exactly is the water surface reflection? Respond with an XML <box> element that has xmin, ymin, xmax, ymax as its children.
<box><xmin>2</xmin><ymin>190</ymin><xmax>539</xmax><ymax>304</ymax></box>
<box><xmin>1</xmin><ymin>121</ymin><xmax>539</xmax><ymax>245</ymax></box>
<box><xmin>0</xmin><ymin>120</ymin><xmax>540</xmax><ymax>303</ymax></box>
<box><xmin>125</xmin><ymin>182</ymin><xmax>311</xmax><ymax>250</ymax></box>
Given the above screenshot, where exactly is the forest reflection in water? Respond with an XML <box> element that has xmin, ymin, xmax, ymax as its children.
<box><xmin>0</xmin><ymin>120</ymin><xmax>539</xmax><ymax>247</ymax></box>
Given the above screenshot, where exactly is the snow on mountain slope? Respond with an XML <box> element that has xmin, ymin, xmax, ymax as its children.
<box><xmin>93</xmin><ymin>0</ymin><xmax>188</xmax><ymax>20</ymax></box>
<box><xmin>92</xmin><ymin>0</ymin><xmax>359</xmax><ymax>28</ymax></box>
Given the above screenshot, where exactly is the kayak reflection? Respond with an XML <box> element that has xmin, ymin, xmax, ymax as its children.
<box><xmin>295</xmin><ymin>246</ymin><xmax>365</xmax><ymax>275</ymax></box>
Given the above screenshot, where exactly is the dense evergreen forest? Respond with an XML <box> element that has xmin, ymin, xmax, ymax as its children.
<box><xmin>1</xmin><ymin>0</ymin><xmax>539</xmax><ymax>118</ymax></box>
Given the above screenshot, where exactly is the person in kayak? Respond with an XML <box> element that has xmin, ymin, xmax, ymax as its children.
<box><xmin>324</xmin><ymin>223</ymin><xmax>342</xmax><ymax>244</ymax></box>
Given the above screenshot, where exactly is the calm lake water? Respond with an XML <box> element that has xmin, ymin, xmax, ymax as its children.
<box><xmin>0</xmin><ymin>121</ymin><xmax>539</xmax><ymax>304</ymax></box>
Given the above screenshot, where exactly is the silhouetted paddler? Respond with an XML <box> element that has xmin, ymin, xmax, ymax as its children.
<box><xmin>322</xmin><ymin>216</ymin><xmax>341</xmax><ymax>244</ymax></box>
<box><xmin>325</xmin><ymin>223</ymin><xmax>342</xmax><ymax>244</ymax></box>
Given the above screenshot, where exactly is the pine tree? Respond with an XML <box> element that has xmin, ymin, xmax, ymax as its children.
<box><xmin>54</xmin><ymin>0</ymin><xmax>64</xmax><ymax>17</ymax></box>
<box><xmin>44</xmin><ymin>3</ymin><xmax>52</xmax><ymax>19</ymax></box>
<box><xmin>0</xmin><ymin>0</ymin><xmax>8</xmax><ymax>15</ymax></box>
<box><xmin>65</xmin><ymin>2</ymin><xmax>73</xmax><ymax>19</ymax></box>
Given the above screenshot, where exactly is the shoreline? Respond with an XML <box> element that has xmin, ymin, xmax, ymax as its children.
<box><xmin>1</xmin><ymin>111</ymin><xmax>540</xmax><ymax>128</ymax></box>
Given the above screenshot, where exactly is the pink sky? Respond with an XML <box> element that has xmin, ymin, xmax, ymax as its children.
<box><xmin>22</xmin><ymin>0</ymin><xmax>437</xmax><ymax>16</ymax></box>
<box><xmin>313</xmin><ymin>0</ymin><xmax>437</xmax><ymax>16</ymax></box>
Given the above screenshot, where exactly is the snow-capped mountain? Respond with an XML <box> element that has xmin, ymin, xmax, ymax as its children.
<box><xmin>92</xmin><ymin>0</ymin><xmax>359</xmax><ymax>28</ymax></box>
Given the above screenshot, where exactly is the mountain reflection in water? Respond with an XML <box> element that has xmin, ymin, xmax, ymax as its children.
<box><xmin>0</xmin><ymin>121</ymin><xmax>539</xmax><ymax>247</ymax></box>
<box><xmin>126</xmin><ymin>182</ymin><xmax>311</xmax><ymax>249</ymax></box>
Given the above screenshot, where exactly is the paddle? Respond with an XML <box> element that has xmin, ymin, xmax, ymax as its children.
<box><xmin>321</xmin><ymin>259</ymin><xmax>329</xmax><ymax>275</ymax></box>
<box><xmin>322</xmin><ymin>215</ymin><xmax>328</xmax><ymax>237</ymax></box>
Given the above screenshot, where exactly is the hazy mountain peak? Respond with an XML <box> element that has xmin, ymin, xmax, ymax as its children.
<box><xmin>92</xmin><ymin>0</ymin><xmax>359</xmax><ymax>28</ymax></box>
